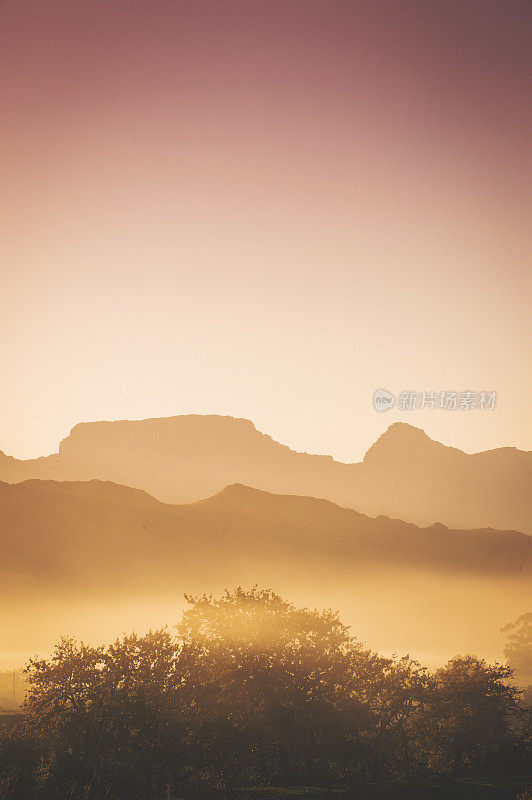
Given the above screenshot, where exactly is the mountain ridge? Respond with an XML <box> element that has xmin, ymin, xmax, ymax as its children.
<box><xmin>2</xmin><ymin>417</ymin><xmax>528</xmax><ymax>463</ymax></box>
<box><xmin>0</xmin><ymin>477</ymin><xmax>529</xmax><ymax>585</ymax></box>
<box><xmin>0</xmin><ymin>415</ymin><xmax>530</xmax><ymax>532</ymax></box>
<box><xmin>1</xmin><ymin>477</ymin><xmax>530</xmax><ymax>665</ymax></box>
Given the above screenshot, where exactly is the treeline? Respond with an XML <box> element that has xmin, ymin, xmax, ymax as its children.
<box><xmin>0</xmin><ymin>588</ymin><xmax>530</xmax><ymax>799</ymax></box>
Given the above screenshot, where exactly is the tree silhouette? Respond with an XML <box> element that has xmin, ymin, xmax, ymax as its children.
<box><xmin>502</xmin><ymin>613</ymin><xmax>532</xmax><ymax>705</ymax></box>
<box><xmin>419</xmin><ymin>656</ymin><xmax>523</xmax><ymax>777</ymax></box>
<box><xmin>0</xmin><ymin>588</ymin><xmax>528</xmax><ymax>799</ymax></box>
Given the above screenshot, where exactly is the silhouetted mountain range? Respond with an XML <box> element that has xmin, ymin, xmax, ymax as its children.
<box><xmin>0</xmin><ymin>478</ymin><xmax>529</xmax><ymax>592</ymax></box>
<box><xmin>0</xmin><ymin>416</ymin><xmax>530</xmax><ymax>532</ymax></box>
<box><xmin>1</xmin><ymin>476</ymin><xmax>530</xmax><ymax>664</ymax></box>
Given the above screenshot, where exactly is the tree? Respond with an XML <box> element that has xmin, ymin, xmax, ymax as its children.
<box><xmin>502</xmin><ymin>613</ymin><xmax>532</xmax><ymax>704</ymax></box>
<box><xmin>24</xmin><ymin>631</ymin><xmax>184</xmax><ymax>798</ymax></box>
<box><xmin>420</xmin><ymin>655</ymin><xmax>523</xmax><ymax>777</ymax></box>
<box><xmin>176</xmin><ymin>586</ymin><xmax>371</xmax><ymax>787</ymax></box>
<box><xmin>351</xmin><ymin>652</ymin><xmax>431</xmax><ymax>780</ymax></box>
<box><xmin>7</xmin><ymin>588</ymin><xmax>529</xmax><ymax>798</ymax></box>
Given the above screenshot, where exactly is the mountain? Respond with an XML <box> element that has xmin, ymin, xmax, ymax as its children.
<box><xmin>0</xmin><ymin>478</ymin><xmax>530</xmax><ymax>664</ymax></box>
<box><xmin>0</xmin><ymin>416</ymin><xmax>530</xmax><ymax>532</ymax></box>
<box><xmin>0</xmin><ymin>478</ymin><xmax>529</xmax><ymax>589</ymax></box>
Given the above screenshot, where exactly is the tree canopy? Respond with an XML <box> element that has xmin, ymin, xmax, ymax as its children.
<box><xmin>0</xmin><ymin>588</ymin><xmax>529</xmax><ymax>800</ymax></box>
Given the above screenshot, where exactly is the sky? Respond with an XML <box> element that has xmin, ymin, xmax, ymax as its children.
<box><xmin>1</xmin><ymin>0</ymin><xmax>531</xmax><ymax>462</ymax></box>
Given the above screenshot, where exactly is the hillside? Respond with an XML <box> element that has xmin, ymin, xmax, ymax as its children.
<box><xmin>0</xmin><ymin>416</ymin><xmax>530</xmax><ymax>532</ymax></box>
<box><xmin>0</xmin><ymin>478</ymin><xmax>530</xmax><ymax>590</ymax></box>
<box><xmin>0</xmin><ymin>478</ymin><xmax>530</xmax><ymax>665</ymax></box>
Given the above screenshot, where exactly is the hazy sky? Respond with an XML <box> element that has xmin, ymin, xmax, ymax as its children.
<box><xmin>1</xmin><ymin>0</ymin><xmax>531</xmax><ymax>462</ymax></box>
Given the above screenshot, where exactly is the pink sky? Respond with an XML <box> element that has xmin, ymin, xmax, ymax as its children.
<box><xmin>1</xmin><ymin>0</ymin><xmax>531</xmax><ymax>461</ymax></box>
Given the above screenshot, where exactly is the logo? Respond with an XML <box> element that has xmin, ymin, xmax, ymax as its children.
<box><xmin>373</xmin><ymin>388</ymin><xmax>395</xmax><ymax>412</ymax></box>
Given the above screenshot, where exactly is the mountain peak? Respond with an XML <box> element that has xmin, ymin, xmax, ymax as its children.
<box><xmin>384</xmin><ymin>422</ymin><xmax>430</xmax><ymax>440</ymax></box>
<box><xmin>363</xmin><ymin>423</ymin><xmax>440</xmax><ymax>463</ymax></box>
<box><xmin>211</xmin><ymin>482</ymin><xmax>261</xmax><ymax>499</ymax></box>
